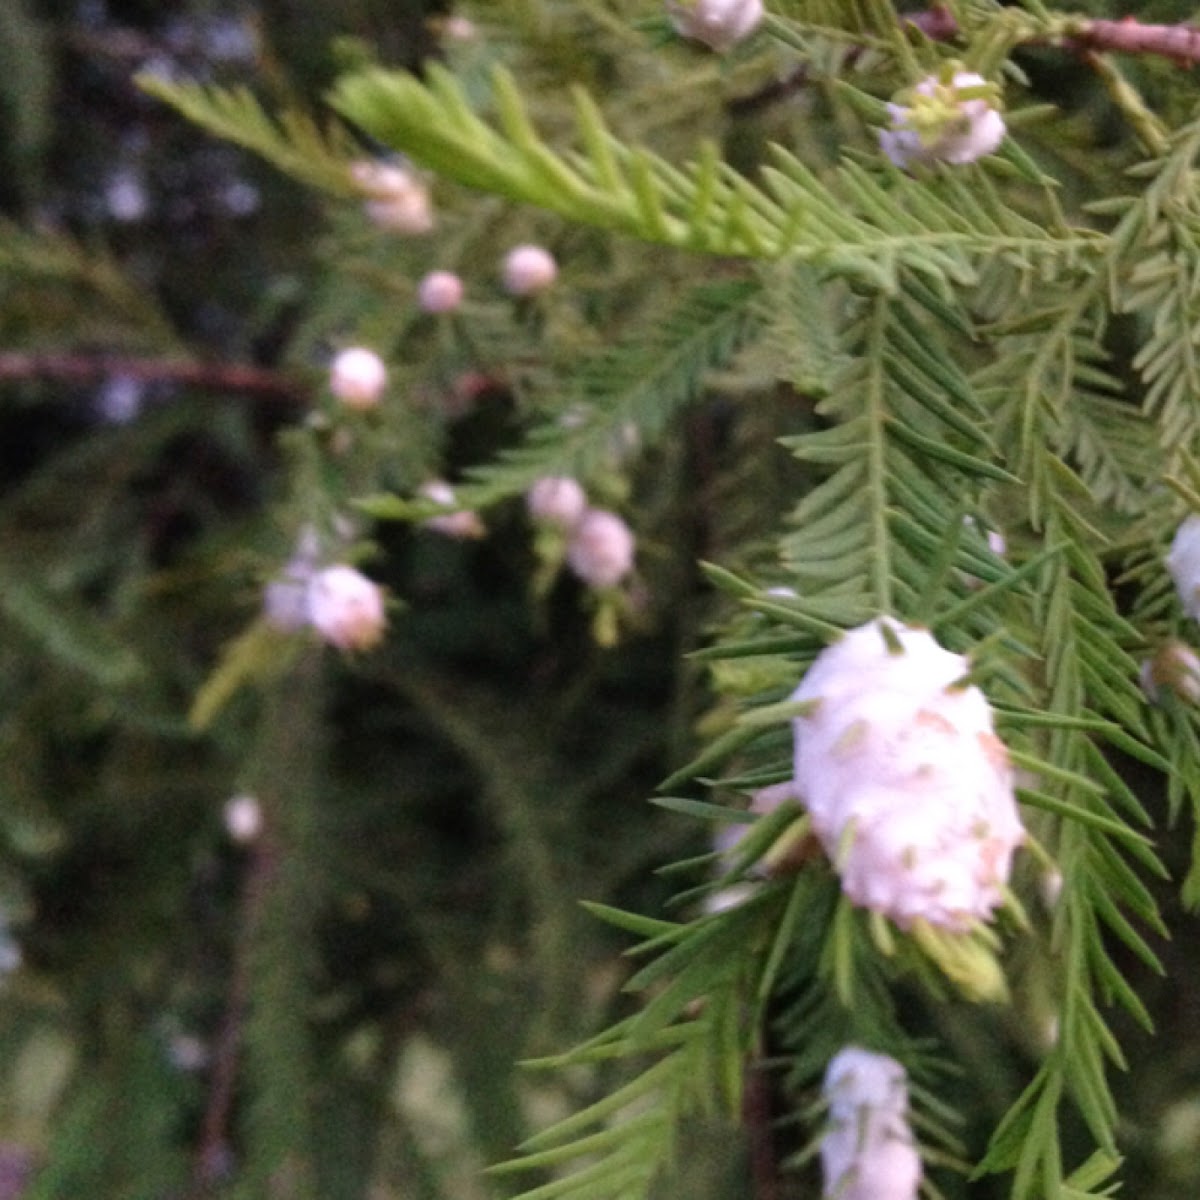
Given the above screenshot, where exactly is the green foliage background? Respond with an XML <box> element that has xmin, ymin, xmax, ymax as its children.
<box><xmin>5</xmin><ymin>1</ymin><xmax>1200</xmax><ymax>1198</ymax></box>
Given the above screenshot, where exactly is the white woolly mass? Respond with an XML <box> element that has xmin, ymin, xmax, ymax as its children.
<box><xmin>666</xmin><ymin>0</ymin><xmax>763</xmax><ymax>52</ymax></box>
<box><xmin>791</xmin><ymin>618</ymin><xmax>1022</xmax><ymax>931</ymax></box>
<box><xmin>223</xmin><ymin>794</ymin><xmax>263</xmax><ymax>844</ymax></box>
<box><xmin>565</xmin><ymin>509</ymin><xmax>635</xmax><ymax>588</ymax></box>
<box><xmin>330</xmin><ymin>347</ymin><xmax>387</xmax><ymax>410</ymax></box>
<box><xmin>880</xmin><ymin>71</ymin><xmax>1006</xmax><ymax>170</ymax></box>
<box><xmin>350</xmin><ymin>160</ymin><xmax>435</xmax><ymax>234</ymax></box>
<box><xmin>420</xmin><ymin>480</ymin><xmax>485</xmax><ymax>540</ymax></box>
<box><xmin>1168</xmin><ymin>515</ymin><xmax>1200</xmax><ymax>620</ymax></box>
<box><xmin>821</xmin><ymin>1047</ymin><xmax>920</xmax><ymax>1200</ymax></box>
<box><xmin>418</xmin><ymin>270</ymin><xmax>464</xmax><ymax>314</ymax></box>
<box><xmin>1141</xmin><ymin>639</ymin><xmax>1200</xmax><ymax>704</ymax></box>
<box><xmin>307</xmin><ymin>565</ymin><xmax>387</xmax><ymax>651</ymax></box>
<box><xmin>526</xmin><ymin>476</ymin><xmax>588</xmax><ymax>528</ymax></box>
<box><xmin>502</xmin><ymin>245</ymin><xmax>558</xmax><ymax>295</ymax></box>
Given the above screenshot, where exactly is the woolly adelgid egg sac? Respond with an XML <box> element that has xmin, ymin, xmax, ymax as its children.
<box><xmin>821</xmin><ymin>1046</ymin><xmax>920</xmax><ymax>1200</ymax></box>
<box><xmin>790</xmin><ymin>618</ymin><xmax>1023</xmax><ymax>931</ymax></box>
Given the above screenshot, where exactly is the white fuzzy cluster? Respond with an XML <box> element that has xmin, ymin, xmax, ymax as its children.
<box><xmin>1141</xmin><ymin>639</ymin><xmax>1200</xmax><ymax>705</ymax></box>
<box><xmin>791</xmin><ymin>618</ymin><xmax>1022</xmax><ymax>931</ymax></box>
<box><xmin>263</xmin><ymin>560</ymin><xmax>313</xmax><ymax>633</ymax></box>
<box><xmin>666</xmin><ymin>0</ymin><xmax>763</xmax><ymax>52</ymax></box>
<box><xmin>565</xmin><ymin>509</ymin><xmax>636</xmax><ymax>589</ymax></box>
<box><xmin>525</xmin><ymin>480</ymin><xmax>636</xmax><ymax>590</ymax></box>
<box><xmin>527</xmin><ymin>477</ymin><xmax>588</xmax><ymax>528</ymax></box>
<box><xmin>502</xmin><ymin>245</ymin><xmax>557</xmax><ymax>295</ymax></box>
<box><xmin>351</xmin><ymin>160</ymin><xmax>435</xmax><ymax>233</ymax></box>
<box><xmin>421</xmin><ymin>480</ymin><xmax>485</xmax><ymax>540</ymax></box>
<box><xmin>418</xmin><ymin>270</ymin><xmax>465</xmax><ymax>314</ymax></box>
<box><xmin>330</xmin><ymin>347</ymin><xmax>387</xmax><ymax>410</ymax></box>
<box><xmin>307</xmin><ymin>565</ymin><xmax>388</xmax><ymax>650</ymax></box>
<box><xmin>262</xmin><ymin>531</ymin><xmax>387</xmax><ymax>652</ymax></box>
<box><xmin>223</xmin><ymin>794</ymin><xmax>263</xmax><ymax>844</ymax></box>
<box><xmin>1168</xmin><ymin>515</ymin><xmax>1200</xmax><ymax>620</ymax></box>
<box><xmin>880</xmin><ymin>71</ymin><xmax>1006</xmax><ymax>170</ymax></box>
<box><xmin>821</xmin><ymin>1047</ymin><xmax>921</xmax><ymax>1200</ymax></box>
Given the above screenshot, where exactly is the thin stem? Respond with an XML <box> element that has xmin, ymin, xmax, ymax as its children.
<box><xmin>743</xmin><ymin>1060</ymin><xmax>780</xmax><ymax>1200</ymax></box>
<box><xmin>0</xmin><ymin>352</ymin><xmax>305</xmax><ymax>403</ymax></box>
<box><xmin>188</xmin><ymin>838</ymin><xmax>279</xmax><ymax>1197</ymax></box>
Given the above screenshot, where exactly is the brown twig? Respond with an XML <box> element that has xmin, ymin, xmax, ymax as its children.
<box><xmin>188</xmin><ymin>839</ymin><xmax>278</xmax><ymax>1198</ymax></box>
<box><xmin>907</xmin><ymin>7</ymin><xmax>1200</xmax><ymax>66</ymax></box>
<box><xmin>743</xmin><ymin>1058</ymin><xmax>780</xmax><ymax>1200</ymax></box>
<box><xmin>1067</xmin><ymin>18</ymin><xmax>1200</xmax><ymax>64</ymax></box>
<box><xmin>0</xmin><ymin>353</ymin><xmax>305</xmax><ymax>403</ymax></box>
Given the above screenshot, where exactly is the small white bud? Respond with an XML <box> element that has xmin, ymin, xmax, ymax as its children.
<box><xmin>1039</xmin><ymin>867</ymin><xmax>1063</xmax><ymax>910</ymax></box>
<box><xmin>307</xmin><ymin>565</ymin><xmax>388</xmax><ymax>651</ymax></box>
<box><xmin>821</xmin><ymin>1047</ymin><xmax>921</xmax><ymax>1200</ymax></box>
<box><xmin>1168</xmin><ymin>515</ymin><xmax>1200</xmax><ymax>621</ymax></box>
<box><xmin>1141</xmin><ymin>640</ymin><xmax>1200</xmax><ymax>704</ymax></box>
<box><xmin>704</xmin><ymin>821</ymin><xmax>759</xmax><ymax>913</ymax></box>
<box><xmin>168</xmin><ymin>1034</ymin><xmax>210</xmax><ymax>1073</ymax></box>
<box><xmin>526</xmin><ymin>477</ymin><xmax>588</xmax><ymax>528</ymax></box>
<box><xmin>263</xmin><ymin>551</ymin><xmax>314</xmax><ymax>633</ymax></box>
<box><xmin>441</xmin><ymin>15</ymin><xmax>477</xmax><ymax>40</ymax></box>
<box><xmin>224</xmin><ymin>794</ymin><xmax>263</xmax><ymax>843</ymax></box>
<box><xmin>880</xmin><ymin>71</ymin><xmax>1006</xmax><ymax>170</ymax></box>
<box><xmin>666</xmin><ymin>0</ymin><xmax>763</xmax><ymax>52</ymax></box>
<box><xmin>350</xmin><ymin>160</ymin><xmax>435</xmax><ymax>234</ymax></box>
<box><xmin>502</xmin><ymin>245</ymin><xmax>557</xmax><ymax>296</ymax></box>
<box><xmin>791</xmin><ymin>618</ymin><xmax>1023</xmax><ymax>931</ymax></box>
<box><xmin>420</xmin><ymin>480</ymin><xmax>486</xmax><ymax>539</ymax></box>
<box><xmin>418</xmin><ymin>270</ymin><xmax>465</xmax><ymax>314</ymax></box>
<box><xmin>330</xmin><ymin>347</ymin><xmax>387</xmax><ymax>411</ymax></box>
<box><xmin>565</xmin><ymin>509</ymin><xmax>636</xmax><ymax>589</ymax></box>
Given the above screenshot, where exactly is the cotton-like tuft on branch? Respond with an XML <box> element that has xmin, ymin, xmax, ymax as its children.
<box><xmin>420</xmin><ymin>480</ymin><xmax>486</xmax><ymax>539</ymax></box>
<box><xmin>502</xmin><ymin>245</ymin><xmax>557</xmax><ymax>295</ymax></box>
<box><xmin>351</xmin><ymin>160</ymin><xmax>435</xmax><ymax>233</ymax></box>
<box><xmin>790</xmin><ymin>618</ymin><xmax>1023</xmax><ymax>931</ymax></box>
<box><xmin>1168</xmin><ymin>515</ymin><xmax>1200</xmax><ymax>620</ymax></box>
<box><xmin>223</xmin><ymin>794</ymin><xmax>263</xmax><ymax>844</ymax></box>
<box><xmin>1141</xmin><ymin>639</ymin><xmax>1200</xmax><ymax>704</ymax></box>
<box><xmin>307</xmin><ymin>565</ymin><xmax>388</xmax><ymax>651</ymax></box>
<box><xmin>330</xmin><ymin>347</ymin><xmax>387</xmax><ymax>410</ymax></box>
<box><xmin>821</xmin><ymin>1047</ymin><xmax>921</xmax><ymax>1200</ymax></box>
<box><xmin>418</xmin><ymin>270</ymin><xmax>465</xmax><ymax>314</ymax></box>
<box><xmin>527</xmin><ymin>476</ymin><xmax>588</xmax><ymax>528</ymax></box>
<box><xmin>666</xmin><ymin>0</ymin><xmax>763</xmax><ymax>52</ymax></box>
<box><xmin>879</xmin><ymin>71</ymin><xmax>1005</xmax><ymax>170</ymax></box>
<box><xmin>565</xmin><ymin>509</ymin><xmax>635</xmax><ymax>588</ymax></box>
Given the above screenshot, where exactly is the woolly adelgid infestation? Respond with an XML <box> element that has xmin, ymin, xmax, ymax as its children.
<box><xmin>329</xmin><ymin>346</ymin><xmax>387</xmax><ymax>410</ymax></box>
<box><xmin>306</xmin><ymin>565</ymin><xmax>387</xmax><ymax>651</ymax></box>
<box><xmin>80</xmin><ymin>2</ymin><xmax>1200</xmax><ymax>1196</ymax></box>
<box><xmin>879</xmin><ymin>70</ymin><xmax>1006</xmax><ymax>170</ymax></box>
<box><xmin>665</xmin><ymin>0</ymin><xmax>764</xmax><ymax>53</ymax></box>
<box><xmin>1168</xmin><ymin>514</ymin><xmax>1200</xmax><ymax>621</ymax></box>
<box><xmin>564</xmin><ymin>508</ymin><xmax>635</xmax><ymax>589</ymax></box>
<box><xmin>526</xmin><ymin>476</ymin><xmax>587</xmax><ymax>528</ymax></box>
<box><xmin>821</xmin><ymin>1047</ymin><xmax>921</xmax><ymax>1200</ymax></box>
<box><xmin>790</xmin><ymin>618</ymin><xmax>1023</xmax><ymax>932</ymax></box>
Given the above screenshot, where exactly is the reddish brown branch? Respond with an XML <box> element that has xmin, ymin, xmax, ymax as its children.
<box><xmin>188</xmin><ymin>839</ymin><xmax>279</xmax><ymax>1198</ymax></box>
<box><xmin>743</xmin><ymin>1060</ymin><xmax>780</xmax><ymax>1200</ymax></box>
<box><xmin>907</xmin><ymin>6</ymin><xmax>1200</xmax><ymax>66</ymax></box>
<box><xmin>1068</xmin><ymin>18</ymin><xmax>1200</xmax><ymax>64</ymax></box>
<box><xmin>0</xmin><ymin>353</ymin><xmax>305</xmax><ymax>403</ymax></box>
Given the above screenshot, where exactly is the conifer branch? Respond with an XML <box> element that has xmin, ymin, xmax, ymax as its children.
<box><xmin>908</xmin><ymin>6</ymin><xmax>1200</xmax><ymax>66</ymax></box>
<box><xmin>0</xmin><ymin>352</ymin><xmax>305</xmax><ymax>403</ymax></box>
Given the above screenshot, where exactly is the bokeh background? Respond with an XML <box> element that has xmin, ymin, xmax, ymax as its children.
<box><xmin>3</xmin><ymin>1</ymin><xmax>1200</xmax><ymax>1197</ymax></box>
